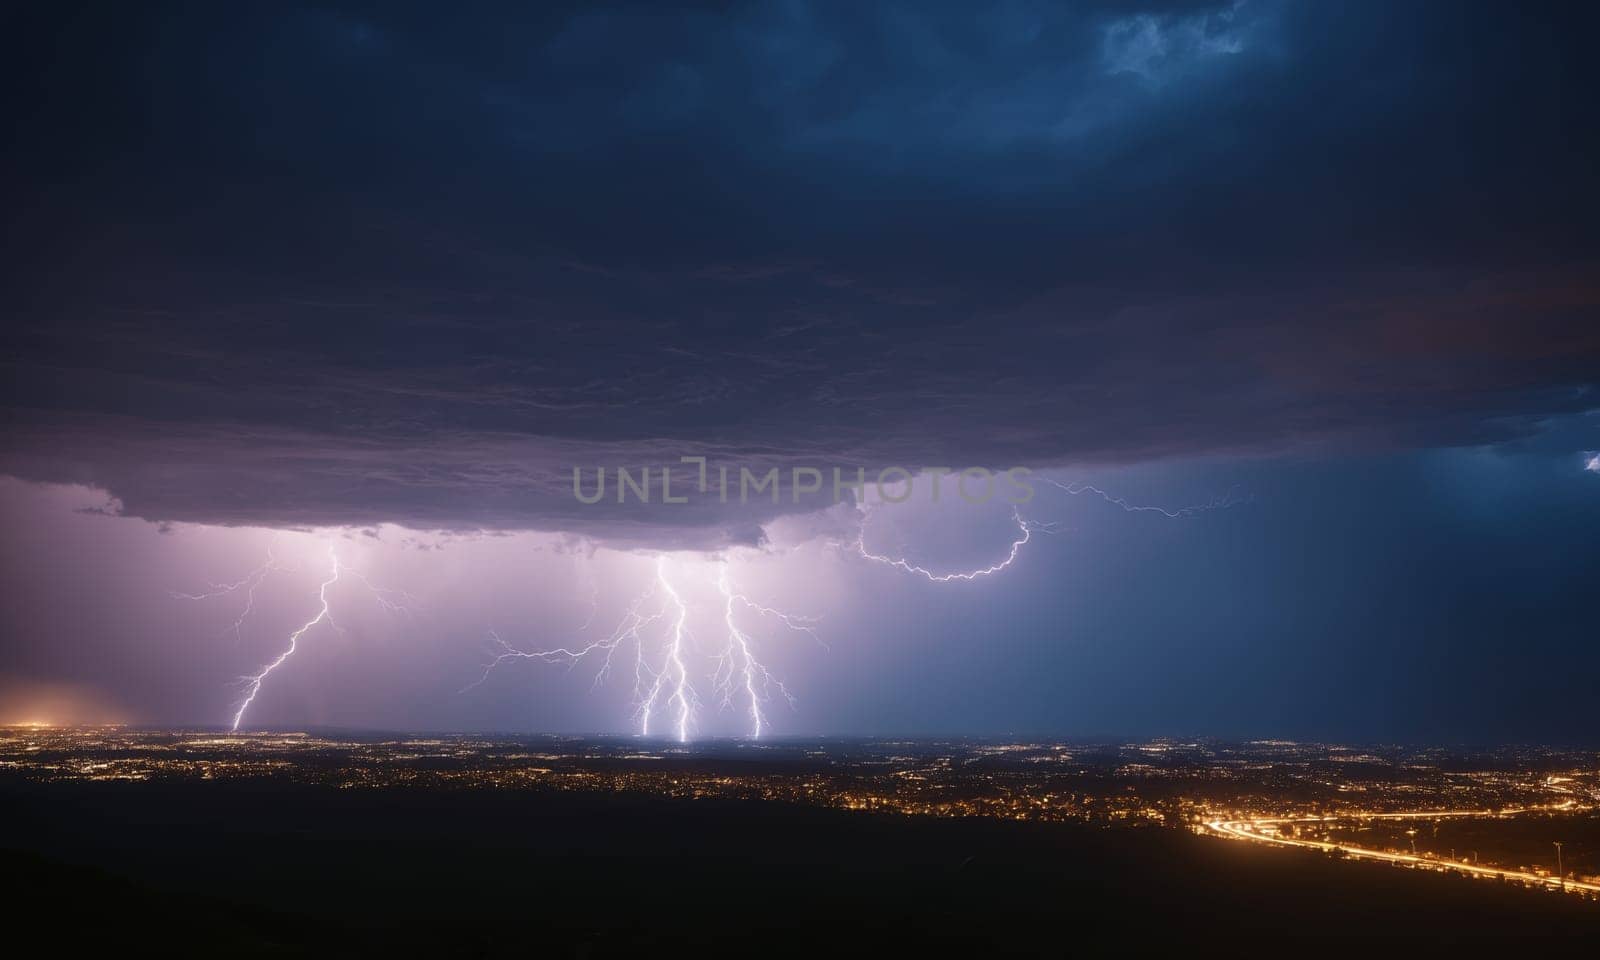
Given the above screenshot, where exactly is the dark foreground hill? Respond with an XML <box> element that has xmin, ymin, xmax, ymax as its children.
<box><xmin>2</xmin><ymin>778</ymin><xmax>1595</xmax><ymax>955</ymax></box>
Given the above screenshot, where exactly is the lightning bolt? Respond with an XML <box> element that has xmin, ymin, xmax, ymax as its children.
<box><xmin>174</xmin><ymin>540</ymin><xmax>411</xmax><ymax>731</ymax></box>
<box><xmin>848</xmin><ymin>475</ymin><xmax>1242</xmax><ymax>583</ymax></box>
<box><xmin>170</xmin><ymin>543</ymin><xmax>286</xmax><ymax>642</ymax></box>
<box><xmin>462</xmin><ymin>570</ymin><xmax>663</xmax><ymax>697</ymax></box>
<box><xmin>1042</xmin><ymin>477</ymin><xmax>1249</xmax><ymax>517</ymax></box>
<box><xmin>464</xmin><ymin>556</ymin><xmax>697</xmax><ymax>740</ymax></box>
<box><xmin>231</xmin><ymin>546</ymin><xmax>340</xmax><ymax>731</ymax></box>
<box><xmin>467</xmin><ymin>474</ymin><xmax>1242</xmax><ymax>740</ymax></box>
<box><xmin>639</xmin><ymin>556</ymin><xmax>696</xmax><ymax>742</ymax></box>
<box><xmin>341</xmin><ymin>565</ymin><xmax>417</xmax><ymax>617</ymax></box>
<box><xmin>468</xmin><ymin>554</ymin><xmax>817</xmax><ymax>740</ymax></box>
<box><xmin>575</xmin><ymin>550</ymin><xmax>600</xmax><ymax>632</ymax></box>
<box><xmin>854</xmin><ymin>505</ymin><xmax>1038</xmax><ymax>582</ymax></box>
<box><xmin>713</xmin><ymin>563</ymin><xmax>809</xmax><ymax>738</ymax></box>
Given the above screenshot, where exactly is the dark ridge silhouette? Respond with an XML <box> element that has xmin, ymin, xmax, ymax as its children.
<box><xmin>4</xmin><ymin>777</ymin><xmax>1596</xmax><ymax>954</ymax></box>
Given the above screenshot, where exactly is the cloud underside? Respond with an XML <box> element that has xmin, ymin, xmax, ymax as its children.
<box><xmin>5</xmin><ymin>258</ymin><xmax>1594</xmax><ymax>545</ymax></box>
<box><xmin>3</xmin><ymin>1</ymin><xmax>1598</xmax><ymax>543</ymax></box>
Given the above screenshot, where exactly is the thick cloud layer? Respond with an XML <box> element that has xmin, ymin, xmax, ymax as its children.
<box><xmin>4</xmin><ymin>1</ymin><xmax>1597</xmax><ymax>541</ymax></box>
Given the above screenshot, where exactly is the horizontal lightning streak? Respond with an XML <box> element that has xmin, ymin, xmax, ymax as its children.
<box><xmin>855</xmin><ymin>507</ymin><xmax>1034</xmax><ymax>582</ymax></box>
<box><xmin>170</xmin><ymin>546</ymin><xmax>286</xmax><ymax>642</ymax></box>
<box><xmin>459</xmin><ymin>587</ymin><xmax>664</xmax><ymax>696</ymax></box>
<box><xmin>1042</xmin><ymin>478</ymin><xmax>1249</xmax><ymax>517</ymax></box>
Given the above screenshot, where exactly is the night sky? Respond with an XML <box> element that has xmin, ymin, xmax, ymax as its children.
<box><xmin>2</xmin><ymin>1</ymin><xmax>1596</xmax><ymax>741</ymax></box>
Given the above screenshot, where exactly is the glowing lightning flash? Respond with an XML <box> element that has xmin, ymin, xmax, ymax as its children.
<box><xmin>468</xmin><ymin>556</ymin><xmax>702</xmax><ymax>741</ymax></box>
<box><xmin>175</xmin><ymin>540</ymin><xmax>412</xmax><ymax>731</ymax></box>
<box><xmin>170</xmin><ymin>544</ymin><xmax>286</xmax><ymax>642</ymax></box>
<box><xmin>472</xmin><ymin>474</ymin><xmax>1247</xmax><ymax>739</ymax></box>
<box><xmin>469</xmin><ymin>555</ymin><xmax>816</xmax><ymax>741</ymax></box>
<box><xmin>713</xmin><ymin>563</ymin><xmax>810</xmax><ymax>739</ymax></box>
<box><xmin>1041</xmin><ymin>477</ymin><xmax>1250</xmax><ymax>517</ymax></box>
<box><xmin>232</xmin><ymin>476</ymin><xmax>1242</xmax><ymax>739</ymax></box>
<box><xmin>639</xmin><ymin>557</ymin><xmax>695</xmax><ymax>741</ymax></box>
<box><xmin>854</xmin><ymin>506</ymin><xmax>1037</xmax><ymax>582</ymax></box>
<box><xmin>231</xmin><ymin>547</ymin><xmax>340</xmax><ymax>731</ymax></box>
<box><xmin>851</xmin><ymin>475</ymin><xmax>1246</xmax><ymax>585</ymax></box>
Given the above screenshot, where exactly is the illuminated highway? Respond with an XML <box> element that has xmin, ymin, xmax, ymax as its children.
<box><xmin>1205</xmin><ymin>804</ymin><xmax>1600</xmax><ymax>896</ymax></box>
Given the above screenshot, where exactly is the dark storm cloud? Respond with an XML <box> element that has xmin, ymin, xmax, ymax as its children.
<box><xmin>3</xmin><ymin>1</ymin><xmax>1597</xmax><ymax>539</ymax></box>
